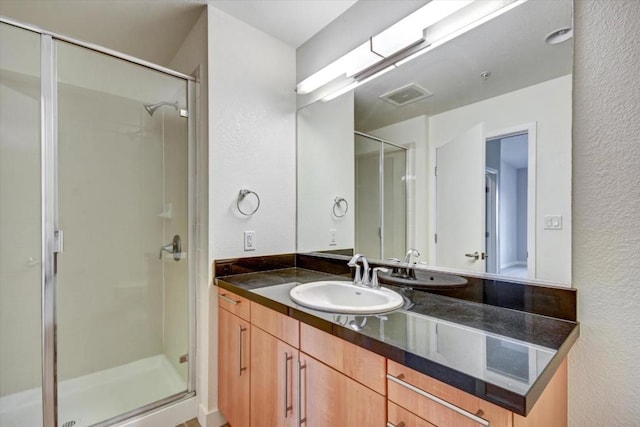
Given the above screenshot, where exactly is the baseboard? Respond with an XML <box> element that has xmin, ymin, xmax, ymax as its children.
<box><xmin>198</xmin><ymin>403</ymin><xmax>227</xmax><ymax>427</ymax></box>
<box><xmin>117</xmin><ymin>397</ymin><xmax>197</xmax><ymax>427</ymax></box>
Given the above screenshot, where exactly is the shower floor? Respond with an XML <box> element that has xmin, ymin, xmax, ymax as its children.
<box><xmin>0</xmin><ymin>354</ymin><xmax>187</xmax><ymax>427</ymax></box>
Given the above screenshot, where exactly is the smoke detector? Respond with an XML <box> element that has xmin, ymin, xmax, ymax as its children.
<box><xmin>380</xmin><ymin>83</ymin><xmax>432</xmax><ymax>107</ymax></box>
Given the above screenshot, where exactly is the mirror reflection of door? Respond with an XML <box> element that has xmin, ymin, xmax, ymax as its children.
<box><xmin>435</xmin><ymin>123</ymin><xmax>485</xmax><ymax>272</ymax></box>
<box><xmin>485</xmin><ymin>130</ymin><xmax>535</xmax><ymax>279</ymax></box>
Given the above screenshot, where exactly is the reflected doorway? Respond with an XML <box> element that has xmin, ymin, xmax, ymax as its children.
<box><xmin>485</xmin><ymin>132</ymin><xmax>530</xmax><ymax>278</ymax></box>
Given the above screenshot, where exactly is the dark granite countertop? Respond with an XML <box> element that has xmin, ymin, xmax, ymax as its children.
<box><xmin>216</xmin><ymin>267</ymin><xmax>579</xmax><ymax>416</ymax></box>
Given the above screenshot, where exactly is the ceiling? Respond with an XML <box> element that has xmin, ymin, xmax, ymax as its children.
<box><xmin>354</xmin><ymin>0</ymin><xmax>573</xmax><ymax>131</ymax></box>
<box><xmin>0</xmin><ymin>0</ymin><xmax>356</xmax><ymax>66</ymax></box>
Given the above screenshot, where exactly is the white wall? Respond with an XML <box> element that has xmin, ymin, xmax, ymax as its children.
<box><xmin>429</xmin><ymin>75</ymin><xmax>572</xmax><ymax>284</ymax></box>
<box><xmin>209</xmin><ymin>7</ymin><xmax>296</xmax><ymax>261</ymax></box>
<box><xmin>297</xmin><ymin>93</ymin><xmax>354</xmax><ymax>252</ymax></box>
<box><xmin>570</xmin><ymin>0</ymin><xmax>640</xmax><ymax>424</ymax></box>
<box><xmin>516</xmin><ymin>168</ymin><xmax>528</xmax><ymax>262</ymax></box>
<box><xmin>499</xmin><ymin>160</ymin><xmax>518</xmax><ymax>267</ymax></box>
<box><xmin>370</xmin><ymin>115</ymin><xmax>429</xmax><ymax>261</ymax></box>
<box><xmin>206</xmin><ymin>6</ymin><xmax>296</xmax><ymax>426</ymax></box>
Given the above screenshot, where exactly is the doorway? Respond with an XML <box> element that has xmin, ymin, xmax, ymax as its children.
<box><xmin>485</xmin><ymin>131</ymin><xmax>532</xmax><ymax>278</ymax></box>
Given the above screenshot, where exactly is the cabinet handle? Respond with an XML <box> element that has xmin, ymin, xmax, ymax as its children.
<box><xmin>220</xmin><ymin>293</ymin><xmax>240</xmax><ymax>305</ymax></box>
<box><xmin>297</xmin><ymin>360</ymin><xmax>306</xmax><ymax>427</ymax></box>
<box><xmin>238</xmin><ymin>326</ymin><xmax>247</xmax><ymax>376</ymax></box>
<box><xmin>387</xmin><ymin>374</ymin><xmax>490</xmax><ymax>426</ymax></box>
<box><xmin>283</xmin><ymin>352</ymin><xmax>293</xmax><ymax>418</ymax></box>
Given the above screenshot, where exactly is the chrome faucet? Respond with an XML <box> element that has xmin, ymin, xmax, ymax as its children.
<box><xmin>402</xmin><ymin>248</ymin><xmax>420</xmax><ymax>279</ymax></box>
<box><xmin>371</xmin><ymin>267</ymin><xmax>389</xmax><ymax>289</ymax></box>
<box><xmin>403</xmin><ymin>248</ymin><xmax>420</xmax><ymax>264</ymax></box>
<box><xmin>348</xmin><ymin>254</ymin><xmax>370</xmax><ymax>286</ymax></box>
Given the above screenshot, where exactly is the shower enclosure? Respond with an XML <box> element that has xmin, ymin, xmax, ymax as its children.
<box><xmin>354</xmin><ymin>132</ymin><xmax>407</xmax><ymax>259</ymax></box>
<box><xmin>0</xmin><ymin>19</ymin><xmax>196</xmax><ymax>427</ymax></box>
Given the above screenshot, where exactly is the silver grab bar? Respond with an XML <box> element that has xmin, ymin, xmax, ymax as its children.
<box><xmin>220</xmin><ymin>293</ymin><xmax>240</xmax><ymax>305</ymax></box>
<box><xmin>283</xmin><ymin>352</ymin><xmax>292</xmax><ymax>418</ymax></box>
<box><xmin>238</xmin><ymin>326</ymin><xmax>247</xmax><ymax>376</ymax></box>
<box><xmin>297</xmin><ymin>360</ymin><xmax>306</xmax><ymax>427</ymax></box>
<box><xmin>387</xmin><ymin>374</ymin><xmax>490</xmax><ymax>426</ymax></box>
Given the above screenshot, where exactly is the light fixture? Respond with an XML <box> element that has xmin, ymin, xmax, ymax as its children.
<box><xmin>545</xmin><ymin>27</ymin><xmax>573</xmax><ymax>45</ymax></box>
<box><xmin>298</xmin><ymin>0</ymin><xmax>529</xmax><ymax>101</ymax></box>
<box><xmin>321</xmin><ymin>65</ymin><xmax>397</xmax><ymax>102</ymax></box>
<box><xmin>296</xmin><ymin>0</ymin><xmax>472</xmax><ymax>95</ymax></box>
<box><xmin>395</xmin><ymin>0</ymin><xmax>528</xmax><ymax>66</ymax></box>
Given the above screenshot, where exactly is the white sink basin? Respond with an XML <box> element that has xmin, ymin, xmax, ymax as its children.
<box><xmin>289</xmin><ymin>280</ymin><xmax>404</xmax><ymax>314</ymax></box>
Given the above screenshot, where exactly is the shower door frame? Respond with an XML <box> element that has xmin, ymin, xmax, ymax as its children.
<box><xmin>0</xmin><ymin>16</ymin><xmax>198</xmax><ymax>427</ymax></box>
<box><xmin>354</xmin><ymin>131</ymin><xmax>409</xmax><ymax>259</ymax></box>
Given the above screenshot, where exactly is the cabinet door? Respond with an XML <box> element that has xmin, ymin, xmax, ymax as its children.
<box><xmin>388</xmin><ymin>401</ymin><xmax>437</xmax><ymax>427</ymax></box>
<box><xmin>219</xmin><ymin>307</ymin><xmax>250</xmax><ymax>427</ymax></box>
<box><xmin>299</xmin><ymin>353</ymin><xmax>386</xmax><ymax>427</ymax></box>
<box><xmin>388</xmin><ymin>360</ymin><xmax>512</xmax><ymax>427</ymax></box>
<box><xmin>250</xmin><ymin>326</ymin><xmax>298</xmax><ymax>427</ymax></box>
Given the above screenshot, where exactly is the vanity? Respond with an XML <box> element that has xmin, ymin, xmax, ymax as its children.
<box><xmin>215</xmin><ymin>255</ymin><xmax>578</xmax><ymax>427</ymax></box>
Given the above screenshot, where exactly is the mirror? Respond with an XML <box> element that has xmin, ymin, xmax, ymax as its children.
<box><xmin>297</xmin><ymin>0</ymin><xmax>573</xmax><ymax>285</ymax></box>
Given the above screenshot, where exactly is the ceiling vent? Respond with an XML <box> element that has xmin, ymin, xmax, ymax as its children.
<box><xmin>380</xmin><ymin>83</ymin><xmax>433</xmax><ymax>107</ymax></box>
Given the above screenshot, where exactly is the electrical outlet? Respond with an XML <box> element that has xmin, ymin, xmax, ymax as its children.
<box><xmin>329</xmin><ymin>229</ymin><xmax>337</xmax><ymax>246</ymax></box>
<box><xmin>244</xmin><ymin>230</ymin><xmax>256</xmax><ymax>251</ymax></box>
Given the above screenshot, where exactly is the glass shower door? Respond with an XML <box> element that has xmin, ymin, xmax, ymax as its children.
<box><xmin>354</xmin><ymin>133</ymin><xmax>407</xmax><ymax>259</ymax></box>
<box><xmin>55</xmin><ymin>41</ymin><xmax>190</xmax><ymax>426</ymax></box>
<box><xmin>0</xmin><ymin>22</ymin><xmax>43</xmax><ymax>427</ymax></box>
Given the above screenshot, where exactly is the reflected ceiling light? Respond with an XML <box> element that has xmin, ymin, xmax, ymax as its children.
<box><xmin>545</xmin><ymin>27</ymin><xmax>573</xmax><ymax>45</ymax></box>
<box><xmin>321</xmin><ymin>65</ymin><xmax>397</xmax><ymax>102</ymax></box>
<box><xmin>301</xmin><ymin>0</ymin><xmax>528</xmax><ymax>101</ymax></box>
<box><xmin>396</xmin><ymin>0</ymin><xmax>528</xmax><ymax>66</ymax></box>
<box><xmin>296</xmin><ymin>0</ymin><xmax>472</xmax><ymax>95</ymax></box>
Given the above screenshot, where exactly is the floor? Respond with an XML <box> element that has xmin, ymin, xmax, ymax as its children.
<box><xmin>176</xmin><ymin>419</ymin><xmax>201</xmax><ymax>427</ymax></box>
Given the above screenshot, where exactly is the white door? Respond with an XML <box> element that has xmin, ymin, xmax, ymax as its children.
<box><xmin>436</xmin><ymin>123</ymin><xmax>485</xmax><ymax>272</ymax></box>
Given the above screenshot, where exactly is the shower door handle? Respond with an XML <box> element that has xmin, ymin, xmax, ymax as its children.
<box><xmin>159</xmin><ymin>235</ymin><xmax>182</xmax><ymax>261</ymax></box>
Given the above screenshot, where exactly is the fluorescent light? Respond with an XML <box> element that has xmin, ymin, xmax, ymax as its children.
<box><xmin>298</xmin><ymin>0</ymin><xmax>474</xmax><ymax>95</ymax></box>
<box><xmin>396</xmin><ymin>0</ymin><xmax>528</xmax><ymax>66</ymax></box>
<box><xmin>297</xmin><ymin>0</ymin><xmax>528</xmax><ymax>96</ymax></box>
<box><xmin>321</xmin><ymin>65</ymin><xmax>396</xmax><ymax>102</ymax></box>
<box><xmin>372</xmin><ymin>0</ymin><xmax>473</xmax><ymax>57</ymax></box>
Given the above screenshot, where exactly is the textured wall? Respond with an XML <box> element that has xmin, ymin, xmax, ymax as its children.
<box><xmin>209</xmin><ymin>7</ymin><xmax>296</xmax><ymax>260</ymax></box>
<box><xmin>570</xmin><ymin>0</ymin><xmax>640</xmax><ymax>424</ymax></box>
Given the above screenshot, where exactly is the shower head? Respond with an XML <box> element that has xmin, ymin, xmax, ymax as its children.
<box><xmin>144</xmin><ymin>101</ymin><xmax>179</xmax><ymax>116</ymax></box>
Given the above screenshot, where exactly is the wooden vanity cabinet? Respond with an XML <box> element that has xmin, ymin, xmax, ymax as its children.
<box><xmin>218</xmin><ymin>297</ymin><xmax>251</xmax><ymax>427</ymax></box>
<box><xmin>298</xmin><ymin>323</ymin><xmax>386</xmax><ymax>426</ymax></box>
<box><xmin>250</xmin><ymin>302</ymin><xmax>300</xmax><ymax>427</ymax></box>
<box><xmin>387</xmin><ymin>359</ymin><xmax>568</xmax><ymax>427</ymax></box>
<box><xmin>218</xmin><ymin>291</ymin><xmax>568</xmax><ymax>427</ymax></box>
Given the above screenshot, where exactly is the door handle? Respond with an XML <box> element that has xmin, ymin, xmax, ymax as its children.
<box><xmin>465</xmin><ymin>251</ymin><xmax>480</xmax><ymax>260</ymax></box>
<box><xmin>159</xmin><ymin>235</ymin><xmax>182</xmax><ymax>261</ymax></box>
<box><xmin>465</xmin><ymin>252</ymin><xmax>486</xmax><ymax>261</ymax></box>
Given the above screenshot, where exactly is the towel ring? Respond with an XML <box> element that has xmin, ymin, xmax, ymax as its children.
<box><xmin>332</xmin><ymin>197</ymin><xmax>348</xmax><ymax>218</ymax></box>
<box><xmin>237</xmin><ymin>189</ymin><xmax>260</xmax><ymax>216</ymax></box>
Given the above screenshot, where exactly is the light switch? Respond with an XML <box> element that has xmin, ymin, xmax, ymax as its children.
<box><xmin>544</xmin><ymin>215</ymin><xmax>563</xmax><ymax>230</ymax></box>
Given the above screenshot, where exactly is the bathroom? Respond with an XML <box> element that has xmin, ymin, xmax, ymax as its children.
<box><xmin>0</xmin><ymin>0</ymin><xmax>637</xmax><ymax>426</ymax></box>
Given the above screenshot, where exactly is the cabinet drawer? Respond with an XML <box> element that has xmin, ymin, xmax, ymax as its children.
<box><xmin>217</xmin><ymin>287</ymin><xmax>250</xmax><ymax>321</ymax></box>
<box><xmin>300</xmin><ymin>323</ymin><xmax>386</xmax><ymax>394</ymax></box>
<box><xmin>387</xmin><ymin>360</ymin><xmax>512</xmax><ymax>427</ymax></box>
<box><xmin>388</xmin><ymin>401</ymin><xmax>436</xmax><ymax>427</ymax></box>
<box><xmin>251</xmin><ymin>301</ymin><xmax>299</xmax><ymax>348</ymax></box>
